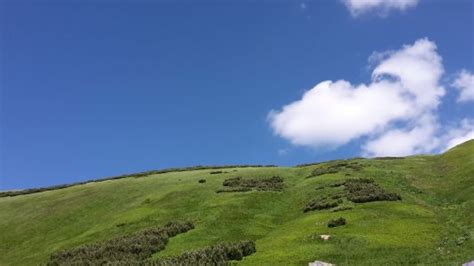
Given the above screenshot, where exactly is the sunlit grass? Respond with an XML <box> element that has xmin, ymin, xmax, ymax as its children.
<box><xmin>1</xmin><ymin>141</ymin><xmax>473</xmax><ymax>265</ymax></box>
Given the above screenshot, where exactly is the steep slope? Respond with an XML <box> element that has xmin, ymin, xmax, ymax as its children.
<box><xmin>0</xmin><ymin>141</ymin><xmax>473</xmax><ymax>265</ymax></box>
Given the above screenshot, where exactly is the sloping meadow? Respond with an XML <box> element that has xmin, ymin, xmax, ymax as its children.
<box><xmin>1</xmin><ymin>142</ymin><xmax>474</xmax><ymax>265</ymax></box>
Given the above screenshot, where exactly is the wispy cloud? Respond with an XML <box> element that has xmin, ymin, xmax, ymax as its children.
<box><xmin>278</xmin><ymin>148</ymin><xmax>290</xmax><ymax>156</ymax></box>
<box><xmin>452</xmin><ymin>69</ymin><xmax>474</xmax><ymax>102</ymax></box>
<box><xmin>343</xmin><ymin>0</ymin><xmax>419</xmax><ymax>17</ymax></box>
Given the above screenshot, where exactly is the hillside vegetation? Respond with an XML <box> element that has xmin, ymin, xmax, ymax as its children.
<box><xmin>1</xmin><ymin>140</ymin><xmax>473</xmax><ymax>265</ymax></box>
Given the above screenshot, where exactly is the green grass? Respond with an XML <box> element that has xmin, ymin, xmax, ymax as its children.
<box><xmin>1</xmin><ymin>140</ymin><xmax>473</xmax><ymax>265</ymax></box>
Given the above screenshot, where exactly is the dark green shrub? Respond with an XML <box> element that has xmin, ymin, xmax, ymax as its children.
<box><xmin>218</xmin><ymin>176</ymin><xmax>284</xmax><ymax>193</ymax></box>
<box><xmin>210</xmin><ymin>171</ymin><xmax>224</xmax><ymax>174</ymax></box>
<box><xmin>154</xmin><ymin>240</ymin><xmax>256</xmax><ymax>265</ymax></box>
<box><xmin>374</xmin><ymin>156</ymin><xmax>404</xmax><ymax>160</ymax></box>
<box><xmin>328</xmin><ymin>217</ymin><xmax>346</xmax><ymax>228</ymax></box>
<box><xmin>48</xmin><ymin>221</ymin><xmax>194</xmax><ymax>265</ymax></box>
<box><xmin>296</xmin><ymin>161</ymin><xmax>324</xmax><ymax>167</ymax></box>
<box><xmin>304</xmin><ymin>199</ymin><xmax>341</xmax><ymax>212</ymax></box>
<box><xmin>344</xmin><ymin>178</ymin><xmax>401</xmax><ymax>203</ymax></box>
<box><xmin>308</xmin><ymin>168</ymin><xmax>339</xmax><ymax>177</ymax></box>
<box><xmin>223</xmin><ymin>177</ymin><xmax>242</xmax><ymax>186</ymax></box>
<box><xmin>331</xmin><ymin>193</ymin><xmax>344</xmax><ymax>200</ymax></box>
<box><xmin>306</xmin><ymin>161</ymin><xmax>363</xmax><ymax>178</ymax></box>
<box><xmin>216</xmin><ymin>187</ymin><xmax>252</xmax><ymax>193</ymax></box>
<box><xmin>198</xmin><ymin>179</ymin><xmax>206</xmax><ymax>183</ymax></box>
<box><xmin>254</xmin><ymin>176</ymin><xmax>284</xmax><ymax>191</ymax></box>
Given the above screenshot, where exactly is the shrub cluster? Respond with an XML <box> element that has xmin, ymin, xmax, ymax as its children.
<box><xmin>217</xmin><ymin>176</ymin><xmax>284</xmax><ymax>193</ymax></box>
<box><xmin>374</xmin><ymin>156</ymin><xmax>404</xmax><ymax>160</ymax></box>
<box><xmin>328</xmin><ymin>217</ymin><xmax>346</xmax><ymax>228</ymax></box>
<box><xmin>216</xmin><ymin>187</ymin><xmax>252</xmax><ymax>193</ymax></box>
<box><xmin>298</xmin><ymin>158</ymin><xmax>365</xmax><ymax>167</ymax></box>
<box><xmin>154</xmin><ymin>240</ymin><xmax>256</xmax><ymax>265</ymax></box>
<box><xmin>1</xmin><ymin>165</ymin><xmax>278</xmax><ymax>198</ymax></box>
<box><xmin>304</xmin><ymin>199</ymin><xmax>342</xmax><ymax>212</ymax></box>
<box><xmin>344</xmin><ymin>178</ymin><xmax>401</xmax><ymax>203</ymax></box>
<box><xmin>198</xmin><ymin>179</ymin><xmax>206</xmax><ymax>183</ymax></box>
<box><xmin>305</xmin><ymin>178</ymin><xmax>400</xmax><ymax>213</ymax></box>
<box><xmin>307</xmin><ymin>161</ymin><xmax>363</xmax><ymax>178</ymax></box>
<box><xmin>295</xmin><ymin>161</ymin><xmax>324</xmax><ymax>167</ymax></box>
<box><xmin>47</xmin><ymin>221</ymin><xmax>194</xmax><ymax>265</ymax></box>
<box><xmin>309</xmin><ymin>168</ymin><xmax>339</xmax><ymax>177</ymax></box>
<box><xmin>210</xmin><ymin>171</ymin><xmax>226</xmax><ymax>174</ymax></box>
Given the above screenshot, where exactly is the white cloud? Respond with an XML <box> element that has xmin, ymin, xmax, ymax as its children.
<box><xmin>362</xmin><ymin>114</ymin><xmax>440</xmax><ymax>156</ymax></box>
<box><xmin>269</xmin><ymin>38</ymin><xmax>445</xmax><ymax>155</ymax></box>
<box><xmin>268</xmin><ymin>80</ymin><xmax>412</xmax><ymax>147</ymax></box>
<box><xmin>452</xmin><ymin>69</ymin><xmax>474</xmax><ymax>102</ymax></box>
<box><xmin>269</xmin><ymin>38</ymin><xmax>474</xmax><ymax>156</ymax></box>
<box><xmin>343</xmin><ymin>0</ymin><xmax>419</xmax><ymax>16</ymax></box>
<box><xmin>442</xmin><ymin>119</ymin><xmax>474</xmax><ymax>151</ymax></box>
<box><xmin>371</xmin><ymin>39</ymin><xmax>444</xmax><ymax>109</ymax></box>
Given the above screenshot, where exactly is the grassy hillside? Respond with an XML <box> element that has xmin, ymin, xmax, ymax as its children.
<box><xmin>1</xmin><ymin>140</ymin><xmax>473</xmax><ymax>265</ymax></box>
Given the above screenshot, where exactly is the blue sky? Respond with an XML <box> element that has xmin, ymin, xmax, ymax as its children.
<box><xmin>1</xmin><ymin>0</ymin><xmax>473</xmax><ymax>190</ymax></box>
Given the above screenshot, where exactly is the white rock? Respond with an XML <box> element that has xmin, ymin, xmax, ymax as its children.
<box><xmin>320</xmin><ymin>234</ymin><xmax>331</xmax><ymax>241</ymax></box>
<box><xmin>309</xmin><ymin>261</ymin><xmax>335</xmax><ymax>266</ymax></box>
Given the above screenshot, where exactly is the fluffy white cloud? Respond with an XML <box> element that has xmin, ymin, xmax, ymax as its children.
<box><xmin>269</xmin><ymin>80</ymin><xmax>412</xmax><ymax>147</ymax></box>
<box><xmin>269</xmin><ymin>38</ymin><xmax>445</xmax><ymax>155</ymax></box>
<box><xmin>343</xmin><ymin>0</ymin><xmax>419</xmax><ymax>16</ymax></box>
<box><xmin>269</xmin><ymin>38</ymin><xmax>474</xmax><ymax>156</ymax></box>
<box><xmin>362</xmin><ymin>115</ymin><xmax>440</xmax><ymax>156</ymax></box>
<box><xmin>372</xmin><ymin>39</ymin><xmax>444</xmax><ymax>109</ymax></box>
<box><xmin>452</xmin><ymin>69</ymin><xmax>474</xmax><ymax>102</ymax></box>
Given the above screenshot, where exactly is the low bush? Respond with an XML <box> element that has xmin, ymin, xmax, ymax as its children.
<box><xmin>254</xmin><ymin>176</ymin><xmax>285</xmax><ymax>191</ymax></box>
<box><xmin>307</xmin><ymin>161</ymin><xmax>363</xmax><ymax>178</ymax></box>
<box><xmin>216</xmin><ymin>187</ymin><xmax>252</xmax><ymax>193</ymax></box>
<box><xmin>328</xmin><ymin>217</ymin><xmax>346</xmax><ymax>228</ymax></box>
<box><xmin>310</xmin><ymin>168</ymin><xmax>339</xmax><ymax>177</ymax></box>
<box><xmin>344</xmin><ymin>178</ymin><xmax>401</xmax><ymax>203</ymax></box>
<box><xmin>198</xmin><ymin>179</ymin><xmax>206</xmax><ymax>183</ymax></box>
<box><xmin>304</xmin><ymin>199</ymin><xmax>341</xmax><ymax>212</ymax></box>
<box><xmin>210</xmin><ymin>171</ymin><xmax>225</xmax><ymax>174</ymax></box>
<box><xmin>48</xmin><ymin>221</ymin><xmax>194</xmax><ymax>265</ymax></box>
<box><xmin>218</xmin><ymin>176</ymin><xmax>284</xmax><ymax>193</ymax></box>
<box><xmin>296</xmin><ymin>161</ymin><xmax>324</xmax><ymax>167</ymax></box>
<box><xmin>154</xmin><ymin>240</ymin><xmax>256</xmax><ymax>265</ymax></box>
<box><xmin>331</xmin><ymin>193</ymin><xmax>344</xmax><ymax>200</ymax></box>
<box><xmin>222</xmin><ymin>177</ymin><xmax>243</xmax><ymax>186</ymax></box>
<box><xmin>374</xmin><ymin>156</ymin><xmax>404</xmax><ymax>160</ymax></box>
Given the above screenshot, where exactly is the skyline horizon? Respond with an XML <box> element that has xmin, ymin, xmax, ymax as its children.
<box><xmin>1</xmin><ymin>0</ymin><xmax>473</xmax><ymax>190</ymax></box>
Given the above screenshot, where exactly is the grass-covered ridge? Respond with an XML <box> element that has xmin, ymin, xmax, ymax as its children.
<box><xmin>1</xmin><ymin>140</ymin><xmax>473</xmax><ymax>265</ymax></box>
<box><xmin>0</xmin><ymin>165</ymin><xmax>277</xmax><ymax>197</ymax></box>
